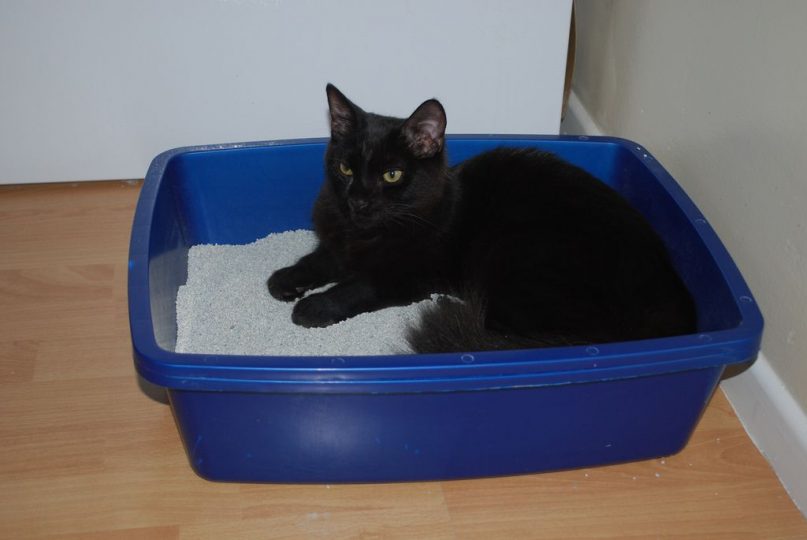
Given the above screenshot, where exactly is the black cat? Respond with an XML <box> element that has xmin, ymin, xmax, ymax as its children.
<box><xmin>267</xmin><ymin>84</ymin><xmax>696</xmax><ymax>353</ymax></box>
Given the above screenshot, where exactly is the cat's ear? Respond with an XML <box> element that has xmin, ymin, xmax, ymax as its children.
<box><xmin>402</xmin><ymin>99</ymin><xmax>446</xmax><ymax>158</ymax></box>
<box><xmin>326</xmin><ymin>84</ymin><xmax>360</xmax><ymax>140</ymax></box>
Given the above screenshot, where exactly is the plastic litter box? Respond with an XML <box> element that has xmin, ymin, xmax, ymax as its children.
<box><xmin>128</xmin><ymin>135</ymin><xmax>763</xmax><ymax>483</ymax></box>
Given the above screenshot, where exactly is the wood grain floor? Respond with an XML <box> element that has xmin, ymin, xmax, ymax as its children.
<box><xmin>0</xmin><ymin>180</ymin><xmax>805</xmax><ymax>539</ymax></box>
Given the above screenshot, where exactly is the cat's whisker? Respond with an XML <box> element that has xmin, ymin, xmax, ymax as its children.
<box><xmin>385</xmin><ymin>212</ymin><xmax>447</xmax><ymax>242</ymax></box>
<box><xmin>385</xmin><ymin>205</ymin><xmax>444</xmax><ymax>232</ymax></box>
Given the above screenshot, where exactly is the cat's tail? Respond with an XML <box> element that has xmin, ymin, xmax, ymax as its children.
<box><xmin>406</xmin><ymin>294</ymin><xmax>580</xmax><ymax>353</ymax></box>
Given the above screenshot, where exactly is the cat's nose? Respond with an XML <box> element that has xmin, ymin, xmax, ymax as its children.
<box><xmin>348</xmin><ymin>199</ymin><xmax>370</xmax><ymax>214</ymax></box>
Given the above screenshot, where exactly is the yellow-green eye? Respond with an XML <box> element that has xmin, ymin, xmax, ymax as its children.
<box><xmin>339</xmin><ymin>162</ymin><xmax>353</xmax><ymax>176</ymax></box>
<box><xmin>382</xmin><ymin>169</ymin><xmax>404</xmax><ymax>183</ymax></box>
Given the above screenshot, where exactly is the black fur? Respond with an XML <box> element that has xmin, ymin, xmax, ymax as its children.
<box><xmin>267</xmin><ymin>85</ymin><xmax>696</xmax><ymax>352</ymax></box>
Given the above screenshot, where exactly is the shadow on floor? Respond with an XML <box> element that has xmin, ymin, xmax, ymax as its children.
<box><xmin>137</xmin><ymin>374</ymin><xmax>169</xmax><ymax>404</ymax></box>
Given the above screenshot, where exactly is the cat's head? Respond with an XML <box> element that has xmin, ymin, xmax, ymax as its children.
<box><xmin>323</xmin><ymin>84</ymin><xmax>449</xmax><ymax>230</ymax></box>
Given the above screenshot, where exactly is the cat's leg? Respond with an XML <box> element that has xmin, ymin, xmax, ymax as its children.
<box><xmin>290</xmin><ymin>278</ymin><xmax>391</xmax><ymax>328</ymax></box>
<box><xmin>267</xmin><ymin>246</ymin><xmax>340</xmax><ymax>301</ymax></box>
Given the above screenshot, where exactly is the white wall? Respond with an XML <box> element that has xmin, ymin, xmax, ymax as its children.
<box><xmin>569</xmin><ymin>0</ymin><xmax>807</xmax><ymax>512</ymax></box>
<box><xmin>571</xmin><ymin>0</ymin><xmax>807</xmax><ymax>413</ymax></box>
<box><xmin>0</xmin><ymin>0</ymin><xmax>571</xmax><ymax>184</ymax></box>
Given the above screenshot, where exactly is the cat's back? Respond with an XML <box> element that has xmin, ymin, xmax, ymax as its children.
<box><xmin>454</xmin><ymin>147</ymin><xmax>650</xmax><ymax>238</ymax></box>
<box><xmin>449</xmin><ymin>147</ymin><xmax>695</xmax><ymax>342</ymax></box>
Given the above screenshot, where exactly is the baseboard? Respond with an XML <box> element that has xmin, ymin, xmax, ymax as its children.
<box><xmin>722</xmin><ymin>354</ymin><xmax>807</xmax><ymax>516</ymax></box>
<box><xmin>564</xmin><ymin>91</ymin><xmax>807</xmax><ymax>518</ymax></box>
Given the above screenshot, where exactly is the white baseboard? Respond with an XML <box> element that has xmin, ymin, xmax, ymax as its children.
<box><xmin>564</xmin><ymin>90</ymin><xmax>807</xmax><ymax>518</ymax></box>
<box><xmin>722</xmin><ymin>354</ymin><xmax>807</xmax><ymax>516</ymax></box>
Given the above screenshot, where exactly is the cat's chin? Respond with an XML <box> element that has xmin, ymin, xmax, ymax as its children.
<box><xmin>349</xmin><ymin>214</ymin><xmax>381</xmax><ymax>230</ymax></box>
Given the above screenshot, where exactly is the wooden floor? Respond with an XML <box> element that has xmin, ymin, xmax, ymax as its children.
<box><xmin>0</xmin><ymin>180</ymin><xmax>805</xmax><ymax>540</ymax></box>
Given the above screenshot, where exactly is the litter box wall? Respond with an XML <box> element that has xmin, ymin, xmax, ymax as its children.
<box><xmin>169</xmin><ymin>368</ymin><xmax>721</xmax><ymax>483</ymax></box>
<box><xmin>129</xmin><ymin>136</ymin><xmax>763</xmax><ymax>483</ymax></box>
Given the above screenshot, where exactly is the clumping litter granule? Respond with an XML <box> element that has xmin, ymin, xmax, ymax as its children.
<box><xmin>176</xmin><ymin>230</ymin><xmax>439</xmax><ymax>356</ymax></box>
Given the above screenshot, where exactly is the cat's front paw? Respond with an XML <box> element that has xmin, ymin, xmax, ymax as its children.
<box><xmin>267</xmin><ymin>266</ymin><xmax>310</xmax><ymax>301</ymax></box>
<box><xmin>291</xmin><ymin>293</ymin><xmax>343</xmax><ymax>328</ymax></box>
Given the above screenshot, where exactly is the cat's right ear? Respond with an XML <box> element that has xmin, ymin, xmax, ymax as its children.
<box><xmin>326</xmin><ymin>84</ymin><xmax>358</xmax><ymax>140</ymax></box>
<box><xmin>402</xmin><ymin>99</ymin><xmax>447</xmax><ymax>159</ymax></box>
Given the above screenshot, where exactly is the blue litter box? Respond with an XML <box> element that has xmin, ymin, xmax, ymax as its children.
<box><xmin>128</xmin><ymin>135</ymin><xmax>763</xmax><ymax>483</ymax></box>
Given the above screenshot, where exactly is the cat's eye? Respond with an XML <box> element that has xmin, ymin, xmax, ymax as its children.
<box><xmin>339</xmin><ymin>162</ymin><xmax>353</xmax><ymax>176</ymax></box>
<box><xmin>382</xmin><ymin>169</ymin><xmax>404</xmax><ymax>184</ymax></box>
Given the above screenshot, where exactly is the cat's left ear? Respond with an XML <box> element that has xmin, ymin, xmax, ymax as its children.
<box><xmin>402</xmin><ymin>99</ymin><xmax>446</xmax><ymax>158</ymax></box>
<box><xmin>326</xmin><ymin>83</ymin><xmax>360</xmax><ymax>140</ymax></box>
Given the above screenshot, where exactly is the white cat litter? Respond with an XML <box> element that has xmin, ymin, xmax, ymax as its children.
<box><xmin>176</xmin><ymin>229</ymin><xmax>437</xmax><ymax>356</ymax></box>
